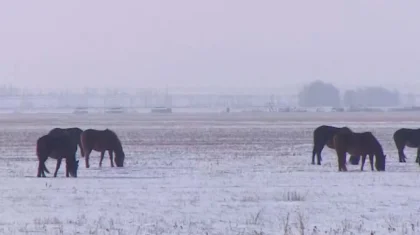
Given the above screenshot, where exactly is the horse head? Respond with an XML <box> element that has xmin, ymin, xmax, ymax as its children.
<box><xmin>68</xmin><ymin>159</ymin><xmax>79</xmax><ymax>177</ymax></box>
<box><xmin>115</xmin><ymin>150</ymin><xmax>125</xmax><ymax>167</ymax></box>
<box><xmin>375</xmin><ymin>153</ymin><xmax>386</xmax><ymax>171</ymax></box>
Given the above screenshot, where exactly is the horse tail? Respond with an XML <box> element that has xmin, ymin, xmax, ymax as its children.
<box><xmin>36</xmin><ymin>139</ymin><xmax>50</xmax><ymax>174</ymax></box>
<box><xmin>42</xmin><ymin>161</ymin><xmax>50</xmax><ymax>174</ymax></box>
<box><xmin>79</xmin><ymin>142</ymin><xmax>85</xmax><ymax>158</ymax></box>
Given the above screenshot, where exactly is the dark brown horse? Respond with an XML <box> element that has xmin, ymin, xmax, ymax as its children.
<box><xmin>311</xmin><ymin>125</ymin><xmax>360</xmax><ymax>165</ymax></box>
<box><xmin>393</xmin><ymin>128</ymin><xmax>420</xmax><ymax>163</ymax></box>
<box><xmin>80</xmin><ymin>129</ymin><xmax>125</xmax><ymax>168</ymax></box>
<box><xmin>333</xmin><ymin>131</ymin><xmax>386</xmax><ymax>172</ymax></box>
<box><xmin>48</xmin><ymin>127</ymin><xmax>84</xmax><ymax>157</ymax></box>
<box><xmin>37</xmin><ymin>133</ymin><xmax>79</xmax><ymax>177</ymax></box>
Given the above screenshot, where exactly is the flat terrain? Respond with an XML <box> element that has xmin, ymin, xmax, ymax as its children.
<box><xmin>1</xmin><ymin>112</ymin><xmax>420</xmax><ymax>235</ymax></box>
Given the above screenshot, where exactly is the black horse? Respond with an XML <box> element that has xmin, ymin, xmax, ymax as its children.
<box><xmin>48</xmin><ymin>127</ymin><xmax>84</xmax><ymax>157</ymax></box>
<box><xmin>311</xmin><ymin>125</ymin><xmax>360</xmax><ymax>165</ymax></box>
<box><xmin>393</xmin><ymin>128</ymin><xmax>420</xmax><ymax>163</ymax></box>
<box><xmin>36</xmin><ymin>133</ymin><xmax>79</xmax><ymax>178</ymax></box>
<box><xmin>333</xmin><ymin>131</ymin><xmax>386</xmax><ymax>172</ymax></box>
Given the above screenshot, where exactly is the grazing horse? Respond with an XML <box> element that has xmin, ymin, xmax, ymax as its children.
<box><xmin>80</xmin><ymin>129</ymin><xmax>125</xmax><ymax>168</ymax></box>
<box><xmin>36</xmin><ymin>133</ymin><xmax>79</xmax><ymax>177</ymax></box>
<box><xmin>333</xmin><ymin>131</ymin><xmax>386</xmax><ymax>172</ymax></box>
<box><xmin>48</xmin><ymin>127</ymin><xmax>84</xmax><ymax>157</ymax></box>
<box><xmin>393</xmin><ymin>128</ymin><xmax>420</xmax><ymax>163</ymax></box>
<box><xmin>311</xmin><ymin>125</ymin><xmax>360</xmax><ymax>165</ymax></box>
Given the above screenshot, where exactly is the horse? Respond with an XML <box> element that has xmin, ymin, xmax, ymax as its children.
<box><xmin>36</xmin><ymin>133</ymin><xmax>79</xmax><ymax>177</ymax></box>
<box><xmin>333</xmin><ymin>131</ymin><xmax>386</xmax><ymax>172</ymax></box>
<box><xmin>393</xmin><ymin>128</ymin><xmax>420</xmax><ymax>163</ymax></box>
<box><xmin>80</xmin><ymin>128</ymin><xmax>125</xmax><ymax>168</ymax></box>
<box><xmin>311</xmin><ymin>125</ymin><xmax>360</xmax><ymax>165</ymax></box>
<box><xmin>48</xmin><ymin>127</ymin><xmax>84</xmax><ymax>157</ymax></box>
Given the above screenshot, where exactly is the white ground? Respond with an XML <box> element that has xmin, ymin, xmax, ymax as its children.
<box><xmin>1</xmin><ymin>112</ymin><xmax>420</xmax><ymax>235</ymax></box>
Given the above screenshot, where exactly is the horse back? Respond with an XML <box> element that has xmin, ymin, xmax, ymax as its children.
<box><xmin>314</xmin><ymin>125</ymin><xmax>352</xmax><ymax>148</ymax></box>
<box><xmin>394</xmin><ymin>128</ymin><xmax>420</xmax><ymax>147</ymax></box>
<box><xmin>37</xmin><ymin>134</ymin><xmax>77</xmax><ymax>159</ymax></box>
<box><xmin>48</xmin><ymin>128</ymin><xmax>65</xmax><ymax>136</ymax></box>
<box><xmin>81</xmin><ymin>129</ymin><xmax>122</xmax><ymax>151</ymax></box>
<box><xmin>333</xmin><ymin>131</ymin><xmax>379</xmax><ymax>155</ymax></box>
<box><xmin>81</xmin><ymin>129</ymin><xmax>97</xmax><ymax>146</ymax></box>
<box><xmin>49</xmin><ymin>127</ymin><xmax>83</xmax><ymax>141</ymax></box>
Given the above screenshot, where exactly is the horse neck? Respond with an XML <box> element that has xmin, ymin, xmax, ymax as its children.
<box><xmin>105</xmin><ymin>130</ymin><xmax>123</xmax><ymax>153</ymax></box>
<box><xmin>373</xmin><ymin>144</ymin><xmax>384</xmax><ymax>157</ymax></box>
<box><xmin>113</xmin><ymin>138</ymin><xmax>123</xmax><ymax>153</ymax></box>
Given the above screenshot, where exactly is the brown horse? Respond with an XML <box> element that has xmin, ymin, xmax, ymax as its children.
<box><xmin>80</xmin><ymin>129</ymin><xmax>125</xmax><ymax>168</ymax></box>
<box><xmin>333</xmin><ymin>131</ymin><xmax>386</xmax><ymax>172</ymax></box>
<box><xmin>37</xmin><ymin>133</ymin><xmax>79</xmax><ymax>177</ymax></box>
<box><xmin>311</xmin><ymin>125</ymin><xmax>360</xmax><ymax>165</ymax></box>
<box><xmin>48</xmin><ymin>127</ymin><xmax>84</xmax><ymax>157</ymax></box>
<box><xmin>393</xmin><ymin>128</ymin><xmax>420</xmax><ymax>163</ymax></box>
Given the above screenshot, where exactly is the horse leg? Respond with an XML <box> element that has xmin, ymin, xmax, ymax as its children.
<box><xmin>108</xmin><ymin>150</ymin><xmax>114</xmax><ymax>167</ymax></box>
<box><xmin>341</xmin><ymin>153</ymin><xmax>348</xmax><ymax>172</ymax></box>
<box><xmin>65</xmin><ymin>158</ymin><xmax>69</xmax><ymax>177</ymax></box>
<box><xmin>399</xmin><ymin>149</ymin><xmax>406</xmax><ymax>163</ymax></box>
<box><xmin>99</xmin><ymin>151</ymin><xmax>105</xmax><ymax>167</ymax></box>
<box><xmin>312</xmin><ymin>143</ymin><xmax>324</xmax><ymax>165</ymax></box>
<box><xmin>85</xmin><ymin>149</ymin><xmax>92</xmax><ymax>168</ymax></box>
<box><xmin>360</xmin><ymin>155</ymin><xmax>366</xmax><ymax>171</ymax></box>
<box><xmin>337</xmin><ymin>153</ymin><xmax>341</xmax><ymax>171</ymax></box>
<box><xmin>316</xmin><ymin>152</ymin><xmax>323</xmax><ymax>165</ymax></box>
<box><xmin>37</xmin><ymin>159</ymin><xmax>44</xmax><ymax>177</ymax></box>
<box><xmin>65</xmin><ymin>157</ymin><xmax>71</xmax><ymax>177</ymax></box>
<box><xmin>54</xmin><ymin>158</ymin><xmax>62</xmax><ymax>178</ymax></box>
<box><xmin>311</xmin><ymin>145</ymin><xmax>317</xmax><ymax>165</ymax></box>
<box><xmin>41</xmin><ymin>158</ymin><xmax>48</xmax><ymax>177</ymax></box>
<box><xmin>336</xmin><ymin>151</ymin><xmax>346</xmax><ymax>171</ymax></box>
<box><xmin>369</xmin><ymin>154</ymin><xmax>374</xmax><ymax>171</ymax></box>
<box><xmin>397</xmin><ymin>145</ymin><xmax>406</xmax><ymax>163</ymax></box>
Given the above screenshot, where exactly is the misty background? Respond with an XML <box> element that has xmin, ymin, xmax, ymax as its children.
<box><xmin>0</xmin><ymin>1</ymin><xmax>419</xmax><ymax>111</ymax></box>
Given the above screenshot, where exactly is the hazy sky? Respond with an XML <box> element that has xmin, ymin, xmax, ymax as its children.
<box><xmin>0</xmin><ymin>1</ymin><xmax>419</xmax><ymax>91</ymax></box>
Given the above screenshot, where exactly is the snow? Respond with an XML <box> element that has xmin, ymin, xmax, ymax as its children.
<box><xmin>0</xmin><ymin>112</ymin><xmax>420</xmax><ymax>235</ymax></box>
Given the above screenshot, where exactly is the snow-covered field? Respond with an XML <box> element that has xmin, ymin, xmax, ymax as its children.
<box><xmin>1</xmin><ymin>112</ymin><xmax>420</xmax><ymax>235</ymax></box>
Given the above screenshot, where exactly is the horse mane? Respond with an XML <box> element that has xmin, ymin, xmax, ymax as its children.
<box><xmin>341</xmin><ymin>126</ymin><xmax>352</xmax><ymax>132</ymax></box>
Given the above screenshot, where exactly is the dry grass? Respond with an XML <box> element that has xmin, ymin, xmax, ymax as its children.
<box><xmin>2</xmin><ymin>209</ymin><xmax>420</xmax><ymax>235</ymax></box>
<box><xmin>282</xmin><ymin>191</ymin><xmax>307</xmax><ymax>202</ymax></box>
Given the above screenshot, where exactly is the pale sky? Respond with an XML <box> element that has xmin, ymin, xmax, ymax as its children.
<box><xmin>0</xmin><ymin>0</ymin><xmax>419</xmax><ymax>91</ymax></box>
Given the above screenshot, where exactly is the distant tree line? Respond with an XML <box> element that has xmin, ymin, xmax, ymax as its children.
<box><xmin>298</xmin><ymin>80</ymin><xmax>401</xmax><ymax>107</ymax></box>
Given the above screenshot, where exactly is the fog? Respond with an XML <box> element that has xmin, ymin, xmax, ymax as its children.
<box><xmin>0</xmin><ymin>1</ymin><xmax>419</xmax><ymax>92</ymax></box>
